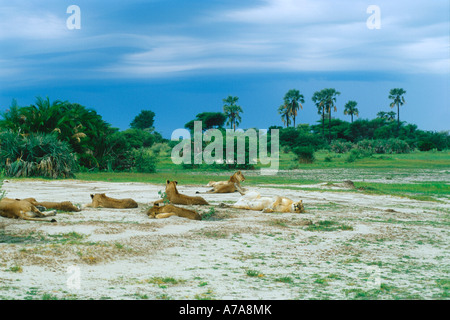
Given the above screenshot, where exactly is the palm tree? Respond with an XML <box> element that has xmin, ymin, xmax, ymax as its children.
<box><xmin>377</xmin><ymin>111</ymin><xmax>387</xmax><ymax>119</ymax></box>
<box><xmin>343</xmin><ymin>100</ymin><xmax>359</xmax><ymax>123</ymax></box>
<box><xmin>312</xmin><ymin>90</ymin><xmax>326</xmax><ymax>136</ymax></box>
<box><xmin>386</xmin><ymin>111</ymin><xmax>396</xmax><ymax>121</ymax></box>
<box><xmin>312</xmin><ymin>88</ymin><xmax>340</xmax><ymax>141</ymax></box>
<box><xmin>388</xmin><ymin>88</ymin><xmax>406</xmax><ymax>131</ymax></box>
<box><xmin>283</xmin><ymin>89</ymin><xmax>304</xmax><ymax>128</ymax></box>
<box><xmin>278</xmin><ymin>104</ymin><xmax>291</xmax><ymax>127</ymax></box>
<box><xmin>18</xmin><ymin>96</ymin><xmax>65</xmax><ymax>134</ymax></box>
<box><xmin>223</xmin><ymin>96</ymin><xmax>243</xmax><ymax>130</ymax></box>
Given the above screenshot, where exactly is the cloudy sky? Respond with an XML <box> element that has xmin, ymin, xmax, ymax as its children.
<box><xmin>0</xmin><ymin>0</ymin><xmax>448</xmax><ymax>137</ymax></box>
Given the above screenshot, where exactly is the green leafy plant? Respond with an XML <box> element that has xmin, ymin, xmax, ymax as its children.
<box><xmin>292</xmin><ymin>146</ymin><xmax>315</xmax><ymax>163</ymax></box>
<box><xmin>0</xmin><ymin>131</ymin><xmax>77</xmax><ymax>178</ymax></box>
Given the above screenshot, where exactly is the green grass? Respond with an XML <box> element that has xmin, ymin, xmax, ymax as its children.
<box><xmin>299</xmin><ymin>149</ymin><xmax>450</xmax><ymax>170</ymax></box>
<box><xmin>6</xmin><ymin>150</ymin><xmax>449</xmax><ymax>201</ymax></box>
<box><xmin>306</xmin><ymin>220</ymin><xmax>353</xmax><ymax>232</ymax></box>
<box><xmin>72</xmin><ymin>170</ymin><xmax>318</xmax><ymax>186</ymax></box>
<box><xmin>144</xmin><ymin>277</ymin><xmax>185</xmax><ymax>288</ymax></box>
<box><xmin>354</xmin><ymin>181</ymin><xmax>450</xmax><ymax>201</ymax></box>
<box><xmin>72</xmin><ymin>149</ymin><xmax>449</xmax><ymax>181</ymax></box>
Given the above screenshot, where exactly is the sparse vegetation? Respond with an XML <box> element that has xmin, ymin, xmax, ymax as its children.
<box><xmin>306</xmin><ymin>220</ymin><xmax>353</xmax><ymax>232</ymax></box>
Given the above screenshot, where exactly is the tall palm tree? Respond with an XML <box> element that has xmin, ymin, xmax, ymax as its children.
<box><xmin>278</xmin><ymin>104</ymin><xmax>291</xmax><ymax>127</ymax></box>
<box><xmin>388</xmin><ymin>88</ymin><xmax>406</xmax><ymax>131</ymax></box>
<box><xmin>223</xmin><ymin>96</ymin><xmax>243</xmax><ymax>130</ymax></box>
<box><xmin>312</xmin><ymin>88</ymin><xmax>340</xmax><ymax>141</ymax></box>
<box><xmin>283</xmin><ymin>89</ymin><xmax>304</xmax><ymax>128</ymax></box>
<box><xmin>312</xmin><ymin>90</ymin><xmax>326</xmax><ymax>136</ymax></box>
<box><xmin>343</xmin><ymin>100</ymin><xmax>359</xmax><ymax>123</ymax></box>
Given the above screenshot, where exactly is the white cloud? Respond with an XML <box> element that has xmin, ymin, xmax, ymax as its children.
<box><xmin>0</xmin><ymin>5</ymin><xmax>67</xmax><ymax>40</ymax></box>
<box><xmin>0</xmin><ymin>0</ymin><xmax>448</xmax><ymax>83</ymax></box>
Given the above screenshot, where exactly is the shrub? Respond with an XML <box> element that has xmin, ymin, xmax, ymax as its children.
<box><xmin>356</xmin><ymin>139</ymin><xmax>385</xmax><ymax>154</ymax></box>
<box><xmin>280</xmin><ymin>126</ymin><xmax>327</xmax><ymax>150</ymax></box>
<box><xmin>330</xmin><ymin>140</ymin><xmax>353</xmax><ymax>153</ymax></box>
<box><xmin>0</xmin><ymin>132</ymin><xmax>77</xmax><ymax>178</ymax></box>
<box><xmin>131</xmin><ymin>148</ymin><xmax>157</xmax><ymax>173</ymax></box>
<box><xmin>149</xmin><ymin>142</ymin><xmax>171</xmax><ymax>157</ymax></box>
<box><xmin>417</xmin><ymin>139</ymin><xmax>435</xmax><ymax>152</ymax></box>
<box><xmin>292</xmin><ymin>146</ymin><xmax>315</xmax><ymax>163</ymax></box>
<box><xmin>355</xmin><ymin>139</ymin><xmax>410</xmax><ymax>154</ymax></box>
<box><xmin>385</xmin><ymin>138</ymin><xmax>410</xmax><ymax>154</ymax></box>
<box><xmin>346</xmin><ymin>148</ymin><xmax>372</xmax><ymax>163</ymax></box>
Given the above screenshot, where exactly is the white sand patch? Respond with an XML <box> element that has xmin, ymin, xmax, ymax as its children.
<box><xmin>0</xmin><ymin>179</ymin><xmax>448</xmax><ymax>300</ymax></box>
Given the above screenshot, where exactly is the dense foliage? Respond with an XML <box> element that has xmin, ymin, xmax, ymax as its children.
<box><xmin>0</xmin><ymin>97</ymin><xmax>161</xmax><ymax>177</ymax></box>
<box><xmin>0</xmin><ymin>131</ymin><xmax>77</xmax><ymax>178</ymax></box>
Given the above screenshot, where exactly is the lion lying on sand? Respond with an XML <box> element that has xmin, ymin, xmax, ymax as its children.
<box><xmin>85</xmin><ymin>193</ymin><xmax>138</xmax><ymax>209</ymax></box>
<box><xmin>147</xmin><ymin>203</ymin><xmax>201</xmax><ymax>220</ymax></box>
<box><xmin>0</xmin><ymin>198</ymin><xmax>57</xmax><ymax>222</ymax></box>
<box><xmin>224</xmin><ymin>191</ymin><xmax>305</xmax><ymax>213</ymax></box>
<box><xmin>20</xmin><ymin>198</ymin><xmax>80</xmax><ymax>212</ymax></box>
<box><xmin>203</xmin><ymin>171</ymin><xmax>246</xmax><ymax>194</ymax></box>
<box><xmin>155</xmin><ymin>180</ymin><xmax>209</xmax><ymax>206</ymax></box>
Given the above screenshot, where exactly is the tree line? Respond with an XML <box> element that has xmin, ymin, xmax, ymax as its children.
<box><xmin>0</xmin><ymin>89</ymin><xmax>448</xmax><ymax>178</ymax></box>
<box><xmin>278</xmin><ymin>88</ymin><xmax>407</xmax><ymax>140</ymax></box>
<box><xmin>184</xmin><ymin>89</ymin><xmax>448</xmax><ymax>152</ymax></box>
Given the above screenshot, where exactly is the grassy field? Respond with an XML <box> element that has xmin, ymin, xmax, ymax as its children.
<box><xmin>73</xmin><ymin>150</ymin><xmax>450</xmax><ymax>201</ymax></box>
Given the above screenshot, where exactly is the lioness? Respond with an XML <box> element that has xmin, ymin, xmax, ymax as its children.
<box><xmin>227</xmin><ymin>191</ymin><xmax>305</xmax><ymax>213</ymax></box>
<box><xmin>203</xmin><ymin>171</ymin><xmax>246</xmax><ymax>194</ymax></box>
<box><xmin>0</xmin><ymin>198</ymin><xmax>57</xmax><ymax>222</ymax></box>
<box><xmin>21</xmin><ymin>198</ymin><xmax>80</xmax><ymax>212</ymax></box>
<box><xmin>147</xmin><ymin>204</ymin><xmax>201</xmax><ymax>220</ymax></box>
<box><xmin>85</xmin><ymin>193</ymin><xmax>138</xmax><ymax>209</ymax></box>
<box><xmin>154</xmin><ymin>180</ymin><xmax>209</xmax><ymax>205</ymax></box>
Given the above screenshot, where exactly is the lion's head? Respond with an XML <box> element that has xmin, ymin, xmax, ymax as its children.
<box><xmin>292</xmin><ymin>200</ymin><xmax>305</xmax><ymax>213</ymax></box>
<box><xmin>165</xmin><ymin>180</ymin><xmax>179</xmax><ymax>193</ymax></box>
<box><xmin>90</xmin><ymin>193</ymin><xmax>106</xmax><ymax>200</ymax></box>
<box><xmin>231</xmin><ymin>171</ymin><xmax>245</xmax><ymax>183</ymax></box>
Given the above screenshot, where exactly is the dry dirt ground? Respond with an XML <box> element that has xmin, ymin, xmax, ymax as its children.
<box><xmin>0</xmin><ymin>178</ymin><xmax>448</xmax><ymax>300</ymax></box>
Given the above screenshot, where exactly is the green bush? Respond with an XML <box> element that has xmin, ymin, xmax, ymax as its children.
<box><xmin>292</xmin><ymin>146</ymin><xmax>315</xmax><ymax>163</ymax></box>
<box><xmin>356</xmin><ymin>139</ymin><xmax>410</xmax><ymax>154</ymax></box>
<box><xmin>417</xmin><ymin>140</ymin><xmax>435</xmax><ymax>152</ymax></box>
<box><xmin>280</xmin><ymin>126</ymin><xmax>327</xmax><ymax>150</ymax></box>
<box><xmin>346</xmin><ymin>148</ymin><xmax>373</xmax><ymax>163</ymax></box>
<box><xmin>0</xmin><ymin>132</ymin><xmax>77</xmax><ymax>178</ymax></box>
<box><xmin>356</xmin><ymin>139</ymin><xmax>385</xmax><ymax>154</ymax></box>
<box><xmin>330</xmin><ymin>140</ymin><xmax>353</xmax><ymax>153</ymax></box>
<box><xmin>131</xmin><ymin>148</ymin><xmax>157</xmax><ymax>173</ymax></box>
<box><xmin>149</xmin><ymin>142</ymin><xmax>171</xmax><ymax>157</ymax></box>
<box><xmin>385</xmin><ymin>138</ymin><xmax>410</xmax><ymax>154</ymax></box>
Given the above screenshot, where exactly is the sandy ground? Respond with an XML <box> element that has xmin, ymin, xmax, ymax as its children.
<box><xmin>0</xmin><ymin>178</ymin><xmax>448</xmax><ymax>300</ymax></box>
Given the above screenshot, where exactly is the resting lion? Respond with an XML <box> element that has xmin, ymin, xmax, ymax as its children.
<box><xmin>225</xmin><ymin>191</ymin><xmax>305</xmax><ymax>213</ymax></box>
<box><xmin>0</xmin><ymin>198</ymin><xmax>57</xmax><ymax>222</ymax></box>
<box><xmin>203</xmin><ymin>171</ymin><xmax>246</xmax><ymax>194</ymax></box>
<box><xmin>154</xmin><ymin>180</ymin><xmax>209</xmax><ymax>206</ymax></box>
<box><xmin>147</xmin><ymin>204</ymin><xmax>201</xmax><ymax>220</ymax></box>
<box><xmin>85</xmin><ymin>193</ymin><xmax>138</xmax><ymax>209</ymax></box>
<box><xmin>20</xmin><ymin>198</ymin><xmax>80</xmax><ymax>212</ymax></box>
